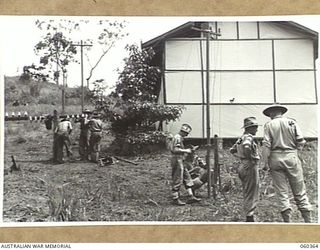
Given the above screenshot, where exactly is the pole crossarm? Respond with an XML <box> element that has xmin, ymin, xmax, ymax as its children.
<box><xmin>191</xmin><ymin>26</ymin><xmax>222</xmax><ymax>37</ymax></box>
<box><xmin>72</xmin><ymin>41</ymin><xmax>93</xmax><ymax>112</ymax></box>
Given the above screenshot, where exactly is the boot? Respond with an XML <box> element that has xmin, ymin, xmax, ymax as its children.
<box><xmin>300</xmin><ymin>210</ymin><xmax>312</xmax><ymax>223</ymax></box>
<box><xmin>172</xmin><ymin>198</ymin><xmax>186</xmax><ymax>206</ymax></box>
<box><xmin>246</xmin><ymin>216</ymin><xmax>254</xmax><ymax>222</ymax></box>
<box><xmin>187</xmin><ymin>195</ymin><xmax>201</xmax><ymax>204</ymax></box>
<box><xmin>281</xmin><ymin>208</ymin><xmax>291</xmax><ymax>223</ymax></box>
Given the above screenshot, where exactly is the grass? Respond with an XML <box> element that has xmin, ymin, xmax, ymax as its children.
<box><xmin>3</xmin><ymin>114</ymin><xmax>318</xmax><ymax>222</ymax></box>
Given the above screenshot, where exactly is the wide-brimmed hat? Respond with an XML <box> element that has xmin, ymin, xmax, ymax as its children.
<box><xmin>263</xmin><ymin>104</ymin><xmax>288</xmax><ymax>117</ymax></box>
<box><xmin>180</xmin><ymin>124</ymin><xmax>192</xmax><ymax>134</ymax></box>
<box><xmin>242</xmin><ymin>117</ymin><xmax>260</xmax><ymax>129</ymax></box>
<box><xmin>83</xmin><ymin>109</ymin><xmax>92</xmax><ymax>114</ymax></box>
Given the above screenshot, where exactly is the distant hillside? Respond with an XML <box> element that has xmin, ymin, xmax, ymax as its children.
<box><xmin>4</xmin><ymin>75</ymin><xmax>89</xmax><ymax>107</ymax></box>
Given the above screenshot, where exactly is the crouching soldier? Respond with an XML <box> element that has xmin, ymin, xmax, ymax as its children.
<box><xmin>88</xmin><ymin>112</ymin><xmax>103</xmax><ymax>163</ymax></box>
<box><xmin>183</xmin><ymin>146</ymin><xmax>211</xmax><ymax>192</ymax></box>
<box><xmin>230</xmin><ymin>117</ymin><xmax>260</xmax><ymax>222</ymax></box>
<box><xmin>170</xmin><ymin>124</ymin><xmax>201</xmax><ymax>206</ymax></box>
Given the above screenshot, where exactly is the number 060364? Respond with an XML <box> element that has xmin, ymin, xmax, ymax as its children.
<box><xmin>300</xmin><ymin>244</ymin><xmax>319</xmax><ymax>248</ymax></box>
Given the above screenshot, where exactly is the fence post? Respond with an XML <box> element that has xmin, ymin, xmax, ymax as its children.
<box><xmin>213</xmin><ymin>134</ymin><xmax>223</xmax><ymax>199</ymax></box>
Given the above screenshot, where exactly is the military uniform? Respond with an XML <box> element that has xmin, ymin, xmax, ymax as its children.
<box><xmin>78</xmin><ymin>110</ymin><xmax>91</xmax><ymax>160</ymax></box>
<box><xmin>262</xmin><ymin>112</ymin><xmax>311</xmax><ymax>222</ymax></box>
<box><xmin>52</xmin><ymin>110</ymin><xmax>59</xmax><ymax>162</ymax></box>
<box><xmin>55</xmin><ymin>119</ymin><xmax>73</xmax><ymax>163</ymax></box>
<box><xmin>88</xmin><ymin>116</ymin><xmax>103</xmax><ymax>163</ymax></box>
<box><xmin>231</xmin><ymin>132</ymin><xmax>260</xmax><ymax>220</ymax></box>
<box><xmin>170</xmin><ymin>133</ymin><xmax>194</xmax><ymax>200</ymax></box>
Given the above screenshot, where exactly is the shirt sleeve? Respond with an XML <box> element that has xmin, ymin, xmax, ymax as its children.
<box><xmin>262</xmin><ymin>123</ymin><xmax>272</xmax><ymax>148</ymax></box>
<box><xmin>242</xmin><ymin>134</ymin><xmax>253</xmax><ymax>147</ymax></box>
<box><xmin>294</xmin><ymin>122</ymin><xmax>304</xmax><ymax>141</ymax></box>
<box><xmin>173</xmin><ymin>136</ymin><xmax>182</xmax><ymax>149</ymax></box>
<box><xmin>68</xmin><ymin>121</ymin><xmax>73</xmax><ymax>130</ymax></box>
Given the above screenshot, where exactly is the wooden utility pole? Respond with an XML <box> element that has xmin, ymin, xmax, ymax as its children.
<box><xmin>192</xmin><ymin>25</ymin><xmax>221</xmax><ymax>198</ymax></box>
<box><xmin>62</xmin><ymin>70</ymin><xmax>67</xmax><ymax>114</ymax></box>
<box><xmin>73</xmin><ymin>40</ymin><xmax>92</xmax><ymax>112</ymax></box>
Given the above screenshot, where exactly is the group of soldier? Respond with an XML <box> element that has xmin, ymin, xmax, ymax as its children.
<box><xmin>170</xmin><ymin>103</ymin><xmax>313</xmax><ymax>223</ymax></box>
<box><xmin>51</xmin><ymin>109</ymin><xmax>103</xmax><ymax>164</ymax></box>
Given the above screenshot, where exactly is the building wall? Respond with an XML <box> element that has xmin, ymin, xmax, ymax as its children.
<box><xmin>162</xmin><ymin>22</ymin><xmax>317</xmax><ymax>138</ymax></box>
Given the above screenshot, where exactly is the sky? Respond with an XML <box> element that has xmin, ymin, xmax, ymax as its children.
<box><xmin>0</xmin><ymin>15</ymin><xmax>319</xmax><ymax>91</ymax></box>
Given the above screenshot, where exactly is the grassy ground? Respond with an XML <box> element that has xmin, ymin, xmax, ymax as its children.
<box><xmin>3</xmin><ymin>119</ymin><xmax>318</xmax><ymax>223</ymax></box>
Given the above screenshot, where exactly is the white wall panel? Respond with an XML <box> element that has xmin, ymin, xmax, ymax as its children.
<box><xmin>238</xmin><ymin>22</ymin><xmax>258</xmax><ymax>39</ymax></box>
<box><xmin>165</xmin><ymin>40</ymin><xmax>203</xmax><ymax>70</ymax></box>
<box><xmin>164</xmin><ymin>104</ymin><xmax>317</xmax><ymax>138</ymax></box>
<box><xmin>259</xmin><ymin>22</ymin><xmax>309</xmax><ymax>39</ymax></box>
<box><xmin>163</xmin><ymin>105</ymin><xmax>205</xmax><ymax>138</ymax></box>
<box><xmin>211</xmin><ymin>72</ymin><xmax>274</xmax><ymax>103</ymax></box>
<box><xmin>217</xmin><ymin>22</ymin><xmax>238</xmax><ymax>39</ymax></box>
<box><xmin>210</xmin><ymin>40</ymin><xmax>273</xmax><ymax>70</ymax></box>
<box><xmin>165</xmin><ymin>40</ymin><xmax>273</xmax><ymax>70</ymax></box>
<box><xmin>274</xmin><ymin>40</ymin><xmax>314</xmax><ymax>69</ymax></box>
<box><xmin>275</xmin><ymin>71</ymin><xmax>316</xmax><ymax>103</ymax></box>
<box><xmin>165</xmin><ymin>71</ymin><xmax>203</xmax><ymax>103</ymax></box>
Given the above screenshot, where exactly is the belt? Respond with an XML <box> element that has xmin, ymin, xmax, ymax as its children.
<box><xmin>271</xmin><ymin>148</ymin><xmax>297</xmax><ymax>153</ymax></box>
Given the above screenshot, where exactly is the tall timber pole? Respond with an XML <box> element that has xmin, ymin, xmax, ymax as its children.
<box><xmin>192</xmin><ymin>25</ymin><xmax>221</xmax><ymax>198</ymax></box>
<box><xmin>72</xmin><ymin>40</ymin><xmax>92</xmax><ymax>112</ymax></box>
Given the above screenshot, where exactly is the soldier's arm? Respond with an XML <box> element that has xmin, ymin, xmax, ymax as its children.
<box><xmin>294</xmin><ymin>122</ymin><xmax>306</xmax><ymax>150</ymax></box>
<box><xmin>261</xmin><ymin>124</ymin><xmax>271</xmax><ymax>169</ymax></box>
<box><xmin>242</xmin><ymin>135</ymin><xmax>253</xmax><ymax>159</ymax></box>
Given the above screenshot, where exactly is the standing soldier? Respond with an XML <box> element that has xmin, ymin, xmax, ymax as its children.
<box><xmin>230</xmin><ymin>117</ymin><xmax>260</xmax><ymax>222</ymax></box>
<box><xmin>52</xmin><ymin>109</ymin><xmax>59</xmax><ymax>162</ymax></box>
<box><xmin>77</xmin><ymin>109</ymin><xmax>92</xmax><ymax>161</ymax></box>
<box><xmin>170</xmin><ymin>124</ymin><xmax>201</xmax><ymax>206</ymax></box>
<box><xmin>55</xmin><ymin>117</ymin><xmax>73</xmax><ymax>164</ymax></box>
<box><xmin>261</xmin><ymin>104</ymin><xmax>312</xmax><ymax>223</ymax></box>
<box><xmin>88</xmin><ymin>111</ymin><xmax>103</xmax><ymax>163</ymax></box>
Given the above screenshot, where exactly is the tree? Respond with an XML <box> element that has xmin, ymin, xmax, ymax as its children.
<box><xmin>33</xmin><ymin>19</ymin><xmax>127</xmax><ymax>86</ymax></box>
<box><xmin>34</xmin><ymin>20</ymin><xmax>79</xmax><ymax>85</ymax></box>
<box><xmin>112</xmin><ymin>44</ymin><xmax>160</xmax><ymax>102</ymax></box>
<box><xmin>91</xmin><ymin>45</ymin><xmax>184</xmax><ymax>155</ymax></box>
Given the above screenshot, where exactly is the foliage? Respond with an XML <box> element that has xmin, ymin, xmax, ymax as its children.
<box><xmin>20</xmin><ymin>64</ymin><xmax>48</xmax><ymax>82</ymax></box>
<box><xmin>34</xmin><ymin>22</ymin><xmax>78</xmax><ymax>83</ymax></box>
<box><xmin>90</xmin><ymin>45</ymin><xmax>184</xmax><ymax>155</ymax></box>
<box><xmin>111</xmin><ymin>44</ymin><xmax>161</xmax><ymax>102</ymax></box>
<box><xmin>22</xmin><ymin>19</ymin><xmax>127</xmax><ymax>86</ymax></box>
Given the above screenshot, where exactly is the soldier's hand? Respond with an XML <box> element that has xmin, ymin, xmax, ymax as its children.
<box><xmin>185</xmin><ymin>148</ymin><xmax>192</xmax><ymax>154</ymax></box>
<box><xmin>261</xmin><ymin>162</ymin><xmax>270</xmax><ymax>171</ymax></box>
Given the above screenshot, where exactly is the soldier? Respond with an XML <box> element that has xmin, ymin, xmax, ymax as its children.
<box><xmin>88</xmin><ymin>111</ymin><xmax>103</xmax><ymax>163</ymax></box>
<box><xmin>261</xmin><ymin>104</ymin><xmax>312</xmax><ymax>223</ymax></box>
<box><xmin>77</xmin><ymin>109</ymin><xmax>92</xmax><ymax>161</ymax></box>
<box><xmin>170</xmin><ymin>124</ymin><xmax>201</xmax><ymax>206</ymax></box>
<box><xmin>183</xmin><ymin>145</ymin><xmax>211</xmax><ymax>193</ymax></box>
<box><xmin>230</xmin><ymin>117</ymin><xmax>260</xmax><ymax>222</ymax></box>
<box><xmin>55</xmin><ymin>117</ymin><xmax>73</xmax><ymax>164</ymax></box>
<box><xmin>52</xmin><ymin>109</ymin><xmax>59</xmax><ymax>162</ymax></box>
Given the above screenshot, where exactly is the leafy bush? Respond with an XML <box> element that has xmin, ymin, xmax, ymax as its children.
<box><xmin>91</xmin><ymin>45</ymin><xmax>184</xmax><ymax>155</ymax></box>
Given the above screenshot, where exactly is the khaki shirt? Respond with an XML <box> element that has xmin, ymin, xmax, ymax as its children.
<box><xmin>89</xmin><ymin>118</ymin><xmax>102</xmax><ymax>133</ymax></box>
<box><xmin>262</xmin><ymin>115</ymin><xmax>305</xmax><ymax>150</ymax></box>
<box><xmin>231</xmin><ymin>133</ymin><xmax>260</xmax><ymax>161</ymax></box>
<box><xmin>171</xmin><ymin>134</ymin><xmax>185</xmax><ymax>155</ymax></box>
<box><xmin>55</xmin><ymin>120</ymin><xmax>72</xmax><ymax>134</ymax></box>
